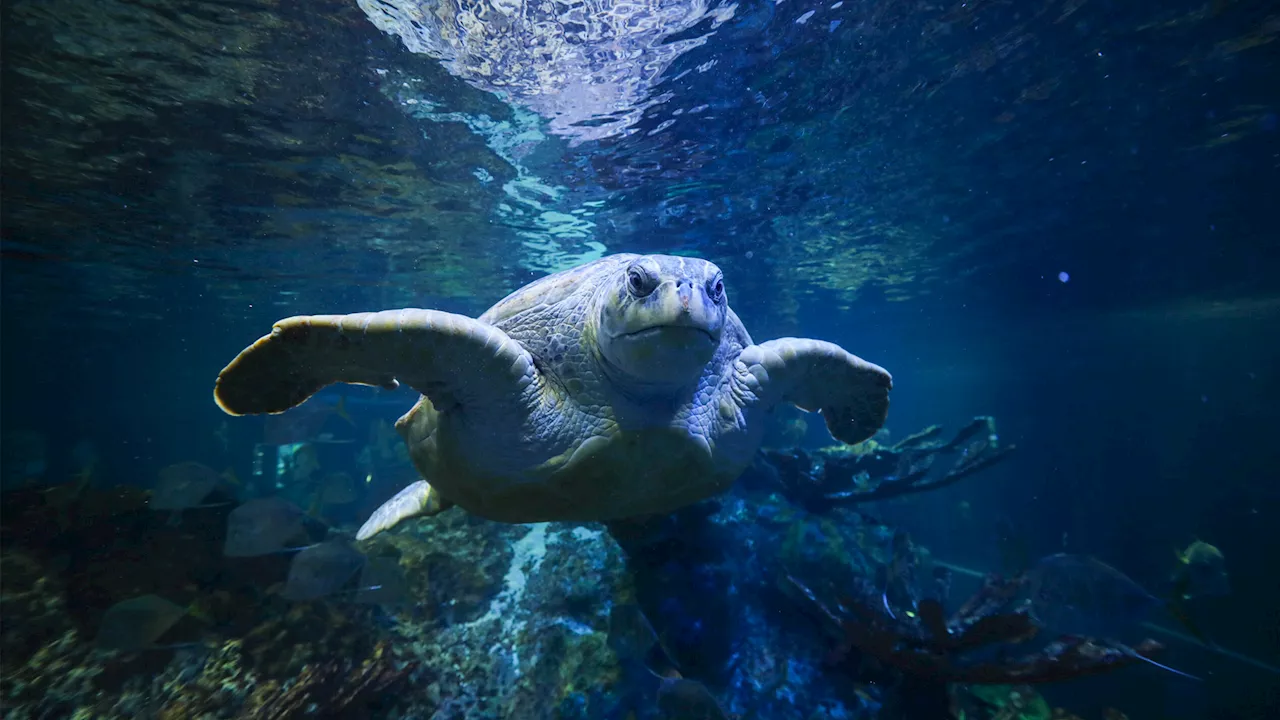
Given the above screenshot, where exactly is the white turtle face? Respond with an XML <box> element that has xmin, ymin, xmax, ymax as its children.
<box><xmin>597</xmin><ymin>255</ymin><xmax>727</xmax><ymax>386</ymax></box>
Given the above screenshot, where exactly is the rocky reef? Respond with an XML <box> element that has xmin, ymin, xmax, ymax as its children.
<box><xmin>1</xmin><ymin>418</ymin><xmax>1145</xmax><ymax>720</ymax></box>
<box><xmin>0</xmin><ymin>483</ymin><xmax>630</xmax><ymax>719</ymax></box>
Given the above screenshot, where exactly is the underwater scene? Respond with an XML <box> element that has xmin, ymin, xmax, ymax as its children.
<box><xmin>1</xmin><ymin>0</ymin><xmax>1278</xmax><ymax>718</ymax></box>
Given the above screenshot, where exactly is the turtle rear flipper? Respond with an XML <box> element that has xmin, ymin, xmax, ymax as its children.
<box><xmin>736</xmin><ymin>338</ymin><xmax>892</xmax><ymax>446</ymax></box>
<box><xmin>356</xmin><ymin>480</ymin><xmax>454</xmax><ymax>541</ymax></box>
<box><xmin>214</xmin><ymin>308</ymin><xmax>541</xmax><ymax>417</ymax></box>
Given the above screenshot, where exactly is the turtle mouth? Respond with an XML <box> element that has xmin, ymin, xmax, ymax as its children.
<box><xmin>622</xmin><ymin>325</ymin><xmax>716</xmax><ymax>343</ymax></box>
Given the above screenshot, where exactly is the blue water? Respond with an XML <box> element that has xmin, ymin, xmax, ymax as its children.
<box><xmin>2</xmin><ymin>0</ymin><xmax>1278</xmax><ymax>718</ymax></box>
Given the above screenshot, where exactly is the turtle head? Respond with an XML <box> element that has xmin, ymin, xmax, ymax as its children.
<box><xmin>597</xmin><ymin>255</ymin><xmax>727</xmax><ymax>387</ymax></box>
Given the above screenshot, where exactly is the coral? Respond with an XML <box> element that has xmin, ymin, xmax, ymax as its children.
<box><xmin>147</xmin><ymin>637</ymin><xmax>416</xmax><ymax>719</ymax></box>
<box><xmin>608</xmin><ymin>495</ymin><xmax>883</xmax><ymax>720</ymax></box>
<box><xmin>781</xmin><ymin>565</ymin><xmax>1172</xmax><ymax>720</ymax></box>
<box><xmin>785</xmin><ymin>570</ymin><xmax>1166</xmax><ymax>684</ymax></box>
<box><xmin>958</xmin><ymin>685</ymin><xmax>1134</xmax><ymax>720</ymax></box>
<box><xmin>759</xmin><ymin>417</ymin><xmax>1017</xmax><ymax>512</ymax></box>
<box><xmin>234</xmin><ymin>641</ymin><xmax>415</xmax><ymax>719</ymax></box>
<box><xmin>960</xmin><ymin>685</ymin><xmax>1053</xmax><ymax>720</ymax></box>
<box><xmin>0</xmin><ymin>556</ymin><xmax>97</xmax><ymax>718</ymax></box>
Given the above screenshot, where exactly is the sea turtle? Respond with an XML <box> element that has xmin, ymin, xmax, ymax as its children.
<box><xmin>214</xmin><ymin>254</ymin><xmax>892</xmax><ymax>540</ymax></box>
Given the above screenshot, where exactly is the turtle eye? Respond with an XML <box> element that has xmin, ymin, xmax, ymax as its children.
<box><xmin>627</xmin><ymin>266</ymin><xmax>655</xmax><ymax>297</ymax></box>
<box><xmin>708</xmin><ymin>276</ymin><xmax>725</xmax><ymax>303</ymax></box>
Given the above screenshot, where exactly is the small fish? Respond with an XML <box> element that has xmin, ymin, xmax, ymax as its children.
<box><xmin>2</xmin><ymin>430</ymin><xmax>48</xmax><ymax>487</ymax></box>
<box><xmin>1025</xmin><ymin>553</ymin><xmax>1201</xmax><ymax>680</ymax></box>
<box><xmin>94</xmin><ymin>594</ymin><xmax>188</xmax><ymax>652</ymax></box>
<box><xmin>609</xmin><ymin>602</ymin><xmax>674</xmax><ymax>673</ymax></box>
<box><xmin>368</xmin><ymin>419</ymin><xmax>401</xmax><ymax>462</ymax></box>
<box><xmin>608</xmin><ymin>603</ymin><xmax>729</xmax><ymax>720</ymax></box>
<box><xmin>151</xmin><ymin>462</ymin><xmax>231</xmax><ymax>511</ymax></box>
<box><xmin>281</xmin><ymin>540</ymin><xmax>367</xmax><ymax>601</ymax></box>
<box><xmin>290</xmin><ymin>443</ymin><xmax>321</xmax><ymax>484</ymax></box>
<box><xmin>71</xmin><ymin>440</ymin><xmax>98</xmax><ymax>482</ymax></box>
<box><xmin>781</xmin><ymin>416</ymin><xmax>808</xmax><ymax>445</ymax></box>
<box><xmin>213</xmin><ymin>420</ymin><xmax>230</xmax><ymax>453</ymax></box>
<box><xmin>1174</xmin><ymin>539</ymin><xmax>1230</xmax><ymax>598</ymax></box>
<box><xmin>45</xmin><ymin>455</ymin><xmax>98</xmax><ymax>515</ymax></box>
<box><xmin>355</xmin><ymin>556</ymin><xmax>411</xmax><ymax>608</ymax></box>
<box><xmin>317</xmin><ymin>471</ymin><xmax>359</xmax><ymax>505</ymax></box>
<box><xmin>881</xmin><ymin>530</ymin><xmax>917</xmax><ymax>620</ymax></box>
<box><xmin>312</xmin><ymin>432</ymin><xmax>355</xmax><ymax>445</ymax></box>
<box><xmin>307</xmin><ymin>471</ymin><xmax>362</xmax><ymax>522</ymax></box>
<box><xmin>852</xmin><ymin>685</ymin><xmax>879</xmax><ymax>708</ymax></box>
<box><xmin>657</xmin><ymin>676</ymin><xmax>728</xmax><ymax>720</ymax></box>
<box><xmin>333</xmin><ymin>396</ymin><xmax>353</xmax><ymax>426</ymax></box>
<box><xmin>223</xmin><ymin>497</ymin><xmax>309</xmax><ymax>557</ymax></box>
<box><xmin>1026</xmin><ymin>554</ymin><xmax>1162</xmax><ymax>640</ymax></box>
<box><xmin>263</xmin><ymin>396</ymin><xmax>353</xmax><ymax>446</ymax></box>
<box><xmin>995</xmin><ymin>517</ymin><xmax>1031</xmax><ymax>576</ymax></box>
<box><xmin>71</xmin><ymin>455</ymin><xmax>97</xmax><ymax>493</ymax></box>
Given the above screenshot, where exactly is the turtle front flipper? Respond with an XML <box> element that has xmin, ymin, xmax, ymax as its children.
<box><xmin>214</xmin><ymin>309</ymin><xmax>540</xmax><ymax>417</ymax></box>
<box><xmin>735</xmin><ymin>338</ymin><xmax>892</xmax><ymax>445</ymax></box>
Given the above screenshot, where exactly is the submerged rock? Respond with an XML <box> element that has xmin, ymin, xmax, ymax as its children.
<box><xmin>368</xmin><ymin>515</ymin><xmax>634</xmax><ymax>719</ymax></box>
<box><xmin>5</xmin><ymin>414</ymin><xmax>1131</xmax><ymax>720</ymax></box>
<box><xmin>0</xmin><ymin>481</ymin><xmax>634</xmax><ymax>719</ymax></box>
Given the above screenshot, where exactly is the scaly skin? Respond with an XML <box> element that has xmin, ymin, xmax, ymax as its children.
<box><xmin>214</xmin><ymin>254</ymin><xmax>893</xmax><ymax>529</ymax></box>
<box><xmin>396</xmin><ymin>254</ymin><xmax>757</xmax><ymax>522</ymax></box>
